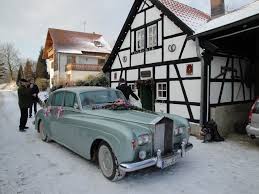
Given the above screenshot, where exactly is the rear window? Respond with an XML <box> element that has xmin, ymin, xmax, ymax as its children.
<box><xmin>254</xmin><ymin>102</ymin><xmax>259</xmax><ymax>114</ymax></box>
<box><xmin>52</xmin><ymin>92</ymin><xmax>64</xmax><ymax>106</ymax></box>
<box><xmin>64</xmin><ymin>92</ymin><xmax>77</xmax><ymax>108</ymax></box>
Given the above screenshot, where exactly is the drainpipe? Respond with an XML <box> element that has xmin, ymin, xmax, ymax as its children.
<box><xmin>196</xmin><ymin>38</ymin><xmax>209</xmax><ymax>126</ymax></box>
<box><xmin>195</xmin><ymin>38</ymin><xmax>205</xmax><ymax>125</ymax></box>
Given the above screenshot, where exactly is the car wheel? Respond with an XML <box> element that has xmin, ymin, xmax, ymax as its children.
<box><xmin>39</xmin><ymin>120</ymin><xmax>50</xmax><ymax>142</ymax></box>
<box><xmin>98</xmin><ymin>142</ymin><xmax>125</xmax><ymax>181</ymax></box>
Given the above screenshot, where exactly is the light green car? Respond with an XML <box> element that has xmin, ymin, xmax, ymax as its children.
<box><xmin>35</xmin><ymin>87</ymin><xmax>193</xmax><ymax>181</ymax></box>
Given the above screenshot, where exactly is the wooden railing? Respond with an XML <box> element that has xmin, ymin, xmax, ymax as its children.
<box><xmin>65</xmin><ymin>64</ymin><xmax>103</xmax><ymax>72</ymax></box>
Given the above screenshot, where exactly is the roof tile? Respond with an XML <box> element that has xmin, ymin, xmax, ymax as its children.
<box><xmin>159</xmin><ymin>0</ymin><xmax>210</xmax><ymax>31</ymax></box>
<box><xmin>48</xmin><ymin>28</ymin><xmax>111</xmax><ymax>55</ymax></box>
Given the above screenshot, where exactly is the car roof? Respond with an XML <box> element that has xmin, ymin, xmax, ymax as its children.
<box><xmin>53</xmin><ymin>86</ymin><xmax>114</xmax><ymax>94</ymax></box>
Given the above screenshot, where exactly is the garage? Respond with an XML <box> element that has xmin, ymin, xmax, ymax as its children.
<box><xmin>194</xmin><ymin>1</ymin><xmax>259</xmax><ymax>136</ymax></box>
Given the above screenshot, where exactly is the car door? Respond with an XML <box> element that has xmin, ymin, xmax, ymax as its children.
<box><xmin>58</xmin><ymin>91</ymin><xmax>83</xmax><ymax>151</ymax></box>
<box><xmin>49</xmin><ymin>91</ymin><xmax>65</xmax><ymax>142</ymax></box>
<box><xmin>251</xmin><ymin>101</ymin><xmax>259</xmax><ymax>128</ymax></box>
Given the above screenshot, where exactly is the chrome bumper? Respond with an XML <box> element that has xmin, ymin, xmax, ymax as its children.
<box><xmin>119</xmin><ymin>142</ymin><xmax>193</xmax><ymax>173</ymax></box>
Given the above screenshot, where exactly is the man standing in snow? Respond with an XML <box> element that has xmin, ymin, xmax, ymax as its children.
<box><xmin>29</xmin><ymin>78</ymin><xmax>39</xmax><ymax>118</ymax></box>
<box><xmin>116</xmin><ymin>78</ymin><xmax>139</xmax><ymax>101</ymax></box>
<box><xmin>18</xmin><ymin>79</ymin><xmax>31</xmax><ymax>132</ymax></box>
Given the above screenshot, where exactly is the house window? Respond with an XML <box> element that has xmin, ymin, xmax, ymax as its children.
<box><xmin>114</xmin><ymin>72</ymin><xmax>117</xmax><ymax>80</ymax></box>
<box><xmin>67</xmin><ymin>55</ymin><xmax>76</xmax><ymax>64</ymax></box>
<box><xmin>98</xmin><ymin>58</ymin><xmax>106</xmax><ymax>65</ymax></box>
<box><xmin>157</xmin><ymin>82</ymin><xmax>167</xmax><ymax>100</ymax></box>
<box><xmin>147</xmin><ymin>24</ymin><xmax>157</xmax><ymax>48</ymax></box>
<box><xmin>128</xmin><ymin>83</ymin><xmax>136</xmax><ymax>92</ymax></box>
<box><xmin>136</xmin><ymin>28</ymin><xmax>145</xmax><ymax>51</ymax></box>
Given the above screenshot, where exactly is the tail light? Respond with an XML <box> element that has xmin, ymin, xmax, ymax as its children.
<box><xmin>249</xmin><ymin>99</ymin><xmax>259</xmax><ymax>123</ymax></box>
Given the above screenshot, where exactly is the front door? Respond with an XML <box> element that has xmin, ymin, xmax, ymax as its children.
<box><xmin>140</xmin><ymin>84</ymin><xmax>153</xmax><ymax>111</ymax></box>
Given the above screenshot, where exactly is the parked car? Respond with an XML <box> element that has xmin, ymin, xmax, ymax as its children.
<box><xmin>35</xmin><ymin>87</ymin><xmax>193</xmax><ymax>181</ymax></box>
<box><xmin>246</xmin><ymin>98</ymin><xmax>259</xmax><ymax>139</ymax></box>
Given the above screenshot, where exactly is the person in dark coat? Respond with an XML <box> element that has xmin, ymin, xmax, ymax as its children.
<box><xmin>116</xmin><ymin>78</ymin><xmax>139</xmax><ymax>101</ymax></box>
<box><xmin>29</xmin><ymin>78</ymin><xmax>39</xmax><ymax>118</ymax></box>
<box><xmin>18</xmin><ymin>79</ymin><xmax>31</xmax><ymax>132</ymax></box>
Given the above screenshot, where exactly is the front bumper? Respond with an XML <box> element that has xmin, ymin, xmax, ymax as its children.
<box><xmin>246</xmin><ymin>125</ymin><xmax>259</xmax><ymax>138</ymax></box>
<box><xmin>119</xmin><ymin>142</ymin><xmax>193</xmax><ymax>173</ymax></box>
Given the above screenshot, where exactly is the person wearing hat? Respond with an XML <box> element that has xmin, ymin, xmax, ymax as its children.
<box><xmin>116</xmin><ymin>78</ymin><xmax>139</xmax><ymax>101</ymax></box>
<box><xmin>18</xmin><ymin>79</ymin><xmax>31</xmax><ymax>132</ymax></box>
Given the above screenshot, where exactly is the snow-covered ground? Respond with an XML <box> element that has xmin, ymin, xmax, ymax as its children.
<box><xmin>0</xmin><ymin>82</ymin><xmax>17</xmax><ymax>91</ymax></box>
<box><xmin>1</xmin><ymin>91</ymin><xmax>259</xmax><ymax>194</ymax></box>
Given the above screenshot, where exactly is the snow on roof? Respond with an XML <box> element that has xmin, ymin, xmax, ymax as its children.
<box><xmin>159</xmin><ymin>0</ymin><xmax>210</xmax><ymax>31</ymax></box>
<box><xmin>195</xmin><ymin>0</ymin><xmax>259</xmax><ymax>35</ymax></box>
<box><xmin>48</xmin><ymin>28</ymin><xmax>112</xmax><ymax>55</ymax></box>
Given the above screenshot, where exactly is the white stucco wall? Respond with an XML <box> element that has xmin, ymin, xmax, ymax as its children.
<box><xmin>155</xmin><ymin>102</ymin><xmax>167</xmax><ymax>113</ymax></box>
<box><xmin>181</xmin><ymin>39</ymin><xmax>198</xmax><ymax>59</ymax></box>
<box><xmin>146</xmin><ymin>49</ymin><xmax>162</xmax><ymax>64</ymax></box>
<box><xmin>170</xmin><ymin>104</ymin><xmax>189</xmax><ymax>119</ymax></box>
<box><xmin>146</xmin><ymin>7</ymin><xmax>161</xmax><ymax>23</ymax></box>
<box><xmin>132</xmin><ymin>11</ymin><xmax>144</xmax><ymax>29</ymax></box>
<box><xmin>163</xmin><ymin>16</ymin><xmax>182</xmax><ymax>37</ymax></box>
<box><xmin>127</xmin><ymin>69</ymin><xmax>139</xmax><ymax>81</ymax></box>
<box><xmin>121</xmin><ymin>31</ymin><xmax>131</xmax><ymax>49</ymax></box>
<box><xmin>131</xmin><ymin>53</ymin><xmax>144</xmax><ymax>66</ymax></box>
<box><xmin>155</xmin><ymin>65</ymin><xmax>167</xmax><ymax>79</ymax></box>
<box><xmin>210</xmin><ymin>56</ymin><xmax>253</xmax><ymax>104</ymax></box>
<box><xmin>164</xmin><ymin>35</ymin><xmax>186</xmax><ymax>61</ymax></box>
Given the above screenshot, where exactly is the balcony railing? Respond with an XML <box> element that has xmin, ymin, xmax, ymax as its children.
<box><xmin>65</xmin><ymin>64</ymin><xmax>103</xmax><ymax>72</ymax></box>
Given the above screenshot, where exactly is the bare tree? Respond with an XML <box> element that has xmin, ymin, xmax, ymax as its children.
<box><xmin>0</xmin><ymin>43</ymin><xmax>20</xmax><ymax>81</ymax></box>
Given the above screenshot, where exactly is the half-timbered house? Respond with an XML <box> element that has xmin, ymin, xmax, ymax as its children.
<box><xmin>103</xmin><ymin>0</ymin><xmax>258</xmax><ymax>135</ymax></box>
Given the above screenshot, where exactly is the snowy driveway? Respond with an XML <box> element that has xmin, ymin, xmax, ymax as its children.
<box><xmin>1</xmin><ymin>91</ymin><xmax>259</xmax><ymax>194</ymax></box>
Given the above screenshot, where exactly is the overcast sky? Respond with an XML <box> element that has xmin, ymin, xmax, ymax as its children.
<box><xmin>0</xmin><ymin>0</ymin><xmax>255</xmax><ymax>60</ymax></box>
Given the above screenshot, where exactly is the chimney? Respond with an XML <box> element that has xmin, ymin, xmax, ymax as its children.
<box><xmin>211</xmin><ymin>0</ymin><xmax>225</xmax><ymax>18</ymax></box>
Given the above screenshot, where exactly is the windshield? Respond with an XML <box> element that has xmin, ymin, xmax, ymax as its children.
<box><xmin>80</xmin><ymin>89</ymin><xmax>126</xmax><ymax>108</ymax></box>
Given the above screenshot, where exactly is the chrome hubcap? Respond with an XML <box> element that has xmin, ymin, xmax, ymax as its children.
<box><xmin>98</xmin><ymin>145</ymin><xmax>113</xmax><ymax>177</ymax></box>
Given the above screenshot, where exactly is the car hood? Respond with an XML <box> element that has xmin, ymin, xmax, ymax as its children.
<box><xmin>81</xmin><ymin>109</ymin><xmax>189</xmax><ymax>128</ymax></box>
<box><xmin>82</xmin><ymin>109</ymin><xmax>159</xmax><ymax>125</ymax></box>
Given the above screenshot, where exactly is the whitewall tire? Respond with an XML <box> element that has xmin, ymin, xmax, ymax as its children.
<box><xmin>98</xmin><ymin>142</ymin><xmax>125</xmax><ymax>181</ymax></box>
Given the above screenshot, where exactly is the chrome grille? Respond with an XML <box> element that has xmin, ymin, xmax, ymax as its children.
<box><xmin>154</xmin><ymin>123</ymin><xmax>165</xmax><ymax>154</ymax></box>
<box><xmin>154</xmin><ymin>118</ymin><xmax>174</xmax><ymax>155</ymax></box>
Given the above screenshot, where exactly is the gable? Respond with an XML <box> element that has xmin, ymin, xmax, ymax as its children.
<box><xmin>138</xmin><ymin>0</ymin><xmax>153</xmax><ymax>12</ymax></box>
<box><xmin>103</xmin><ymin>0</ymin><xmax>204</xmax><ymax>72</ymax></box>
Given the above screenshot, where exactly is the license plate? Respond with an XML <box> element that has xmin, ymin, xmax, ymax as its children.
<box><xmin>161</xmin><ymin>156</ymin><xmax>176</xmax><ymax>169</ymax></box>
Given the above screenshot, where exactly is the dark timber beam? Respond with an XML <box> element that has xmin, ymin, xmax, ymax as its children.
<box><xmin>200</xmin><ymin>51</ymin><xmax>213</xmax><ymax>125</ymax></box>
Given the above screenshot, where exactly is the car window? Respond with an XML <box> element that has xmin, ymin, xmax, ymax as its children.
<box><xmin>254</xmin><ymin>102</ymin><xmax>259</xmax><ymax>114</ymax></box>
<box><xmin>52</xmin><ymin>92</ymin><xmax>64</xmax><ymax>106</ymax></box>
<box><xmin>64</xmin><ymin>92</ymin><xmax>78</xmax><ymax>108</ymax></box>
<box><xmin>80</xmin><ymin>89</ymin><xmax>126</xmax><ymax>108</ymax></box>
<box><xmin>46</xmin><ymin>94</ymin><xmax>52</xmax><ymax>106</ymax></box>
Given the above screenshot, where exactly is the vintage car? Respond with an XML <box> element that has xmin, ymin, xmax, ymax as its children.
<box><xmin>35</xmin><ymin>87</ymin><xmax>193</xmax><ymax>181</ymax></box>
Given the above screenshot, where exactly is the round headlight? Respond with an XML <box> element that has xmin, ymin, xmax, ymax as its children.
<box><xmin>137</xmin><ymin>134</ymin><xmax>150</xmax><ymax>145</ymax></box>
<box><xmin>174</xmin><ymin>127</ymin><xmax>185</xmax><ymax>135</ymax></box>
<box><xmin>139</xmin><ymin>150</ymin><xmax>147</xmax><ymax>160</ymax></box>
<box><xmin>138</xmin><ymin>138</ymin><xmax>144</xmax><ymax>145</ymax></box>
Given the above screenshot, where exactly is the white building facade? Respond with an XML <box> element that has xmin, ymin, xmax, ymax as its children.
<box><xmin>43</xmin><ymin>28</ymin><xmax>111</xmax><ymax>88</ymax></box>
<box><xmin>103</xmin><ymin>0</ymin><xmax>255</xmax><ymax>131</ymax></box>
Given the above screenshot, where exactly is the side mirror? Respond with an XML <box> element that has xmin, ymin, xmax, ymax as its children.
<box><xmin>74</xmin><ymin>103</ymin><xmax>79</xmax><ymax>110</ymax></box>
